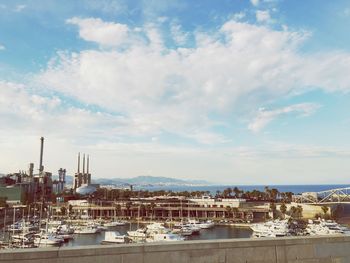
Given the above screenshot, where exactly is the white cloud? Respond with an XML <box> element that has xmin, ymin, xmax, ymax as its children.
<box><xmin>231</xmin><ymin>12</ymin><xmax>246</xmax><ymax>21</ymax></box>
<box><xmin>256</xmin><ymin>10</ymin><xmax>272</xmax><ymax>23</ymax></box>
<box><xmin>251</xmin><ymin>0</ymin><xmax>260</xmax><ymax>7</ymax></box>
<box><xmin>66</xmin><ymin>17</ymin><xmax>130</xmax><ymax>47</ymax></box>
<box><xmin>170</xmin><ymin>22</ymin><xmax>189</xmax><ymax>45</ymax></box>
<box><xmin>0</xmin><ymin>44</ymin><xmax>5</xmax><ymax>50</ymax></box>
<box><xmin>2</xmin><ymin>15</ymin><xmax>350</xmax><ymax>183</ymax></box>
<box><xmin>0</xmin><ymin>80</ymin><xmax>348</xmax><ymax>184</ymax></box>
<box><xmin>248</xmin><ymin>103</ymin><xmax>320</xmax><ymax>133</ymax></box>
<box><xmin>36</xmin><ymin>18</ymin><xmax>350</xmax><ymax>145</ymax></box>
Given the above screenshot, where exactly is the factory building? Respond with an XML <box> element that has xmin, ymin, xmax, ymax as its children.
<box><xmin>53</xmin><ymin>168</ymin><xmax>66</xmax><ymax>194</ymax></box>
<box><xmin>73</xmin><ymin>153</ymin><xmax>98</xmax><ymax>195</ymax></box>
<box><xmin>0</xmin><ymin>137</ymin><xmax>53</xmax><ymax>205</ymax></box>
<box><xmin>73</xmin><ymin>153</ymin><xmax>91</xmax><ymax>190</ymax></box>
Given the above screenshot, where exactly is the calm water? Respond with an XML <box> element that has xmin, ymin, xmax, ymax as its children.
<box><xmin>62</xmin><ymin>224</ymin><xmax>252</xmax><ymax>247</ymax></box>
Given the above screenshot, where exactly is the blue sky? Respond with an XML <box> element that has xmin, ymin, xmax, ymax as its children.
<box><xmin>1</xmin><ymin>0</ymin><xmax>350</xmax><ymax>184</ymax></box>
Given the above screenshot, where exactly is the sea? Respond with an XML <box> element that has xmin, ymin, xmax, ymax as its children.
<box><xmin>136</xmin><ymin>184</ymin><xmax>350</xmax><ymax>195</ymax></box>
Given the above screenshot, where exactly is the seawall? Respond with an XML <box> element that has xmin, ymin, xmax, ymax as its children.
<box><xmin>1</xmin><ymin>236</ymin><xmax>350</xmax><ymax>263</ymax></box>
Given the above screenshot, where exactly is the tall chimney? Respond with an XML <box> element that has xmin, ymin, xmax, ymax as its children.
<box><xmin>29</xmin><ymin>163</ymin><xmax>34</xmax><ymax>177</ymax></box>
<box><xmin>87</xmin><ymin>155</ymin><xmax>89</xmax><ymax>174</ymax></box>
<box><xmin>77</xmin><ymin>152</ymin><xmax>80</xmax><ymax>173</ymax></box>
<box><xmin>39</xmin><ymin>137</ymin><xmax>44</xmax><ymax>172</ymax></box>
<box><xmin>83</xmin><ymin>154</ymin><xmax>85</xmax><ymax>174</ymax></box>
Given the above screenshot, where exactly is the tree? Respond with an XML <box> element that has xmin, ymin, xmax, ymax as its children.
<box><xmin>232</xmin><ymin>207</ymin><xmax>239</xmax><ymax>219</ymax></box>
<box><xmin>68</xmin><ymin>204</ymin><xmax>73</xmax><ymax>216</ymax></box>
<box><xmin>60</xmin><ymin>206</ymin><xmax>67</xmax><ymax>216</ymax></box>
<box><xmin>233</xmin><ymin>187</ymin><xmax>240</xmax><ymax>198</ymax></box>
<box><xmin>296</xmin><ymin>205</ymin><xmax>303</xmax><ymax>218</ymax></box>
<box><xmin>331</xmin><ymin>204</ymin><xmax>343</xmax><ymax>219</ymax></box>
<box><xmin>290</xmin><ymin>205</ymin><xmax>303</xmax><ymax>219</ymax></box>
<box><xmin>270</xmin><ymin>188</ymin><xmax>279</xmax><ymax>201</ymax></box>
<box><xmin>226</xmin><ymin>206</ymin><xmax>232</xmax><ymax>218</ymax></box>
<box><xmin>280</xmin><ymin>203</ymin><xmax>287</xmax><ymax>218</ymax></box>
<box><xmin>321</xmin><ymin>205</ymin><xmax>329</xmax><ymax>217</ymax></box>
<box><xmin>269</xmin><ymin>202</ymin><xmax>277</xmax><ymax>219</ymax></box>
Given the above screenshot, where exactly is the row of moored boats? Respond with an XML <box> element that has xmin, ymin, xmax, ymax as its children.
<box><xmin>250</xmin><ymin>219</ymin><xmax>350</xmax><ymax>238</ymax></box>
<box><xmin>0</xmin><ymin>219</ymin><xmax>215</xmax><ymax>248</ymax></box>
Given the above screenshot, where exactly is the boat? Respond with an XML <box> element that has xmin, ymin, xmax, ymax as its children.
<box><xmin>172</xmin><ymin>225</ymin><xmax>193</xmax><ymax>236</ymax></box>
<box><xmin>305</xmin><ymin>219</ymin><xmax>347</xmax><ymax>236</ymax></box>
<box><xmin>127</xmin><ymin>228</ymin><xmax>147</xmax><ymax>238</ymax></box>
<box><xmin>198</xmin><ymin>220</ymin><xmax>215</xmax><ymax>229</ymax></box>
<box><xmin>250</xmin><ymin>220</ymin><xmax>290</xmax><ymax>238</ymax></box>
<box><xmin>146</xmin><ymin>222</ymin><xmax>169</xmax><ymax>234</ymax></box>
<box><xmin>101</xmin><ymin>231</ymin><xmax>127</xmax><ymax>244</ymax></box>
<box><xmin>74</xmin><ymin>226</ymin><xmax>99</xmax><ymax>234</ymax></box>
<box><xmin>146</xmin><ymin>233</ymin><xmax>185</xmax><ymax>242</ymax></box>
<box><xmin>33</xmin><ymin>232</ymin><xmax>64</xmax><ymax>246</ymax></box>
<box><xmin>104</xmin><ymin>221</ymin><xmax>127</xmax><ymax>227</ymax></box>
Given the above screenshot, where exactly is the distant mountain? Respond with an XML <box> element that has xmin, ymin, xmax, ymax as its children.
<box><xmin>98</xmin><ymin>176</ymin><xmax>211</xmax><ymax>186</ymax></box>
<box><xmin>53</xmin><ymin>175</ymin><xmax>211</xmax><ymax>186</ymax></box>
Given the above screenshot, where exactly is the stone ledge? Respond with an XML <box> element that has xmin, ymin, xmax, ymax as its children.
<box><xmin>1</xmin><ymin>235</ymin><xmax>350</xmax><ymax>262</ymax></box>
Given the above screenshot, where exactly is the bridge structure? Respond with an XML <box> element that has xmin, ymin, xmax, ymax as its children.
<box><xmin>293</xmin><ymin>186</ymin><xmax>350</xmax><ymax>204</ymax></box>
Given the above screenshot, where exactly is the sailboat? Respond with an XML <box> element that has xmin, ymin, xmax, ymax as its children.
<box><xmin>127</xmin><ymin>201</ymin><xmax>146</xmax><ymax>242</ymax></box>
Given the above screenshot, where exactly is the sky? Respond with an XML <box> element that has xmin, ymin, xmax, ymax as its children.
<box><xmin>1</xmin><ymin>0</ymin><xmax>350</xmax><ymax>185</ymax></box>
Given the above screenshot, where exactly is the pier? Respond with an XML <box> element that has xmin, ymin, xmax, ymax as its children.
<box><xmin>1</xmin><ymin>236</ymin><xmax>350</xmax><ymax>263</ymax></box>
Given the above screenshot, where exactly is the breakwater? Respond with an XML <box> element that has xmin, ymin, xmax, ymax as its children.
<box><xmin>1</xmin><ymin>235</ymin><xmax>350</xmax><ymax>263</ymax></box>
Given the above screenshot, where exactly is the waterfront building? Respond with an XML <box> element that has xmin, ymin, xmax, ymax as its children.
<box><xmin>53</xmin><ymin>196</ymin><xmax>267</xmax><ymax>222</ymax></box>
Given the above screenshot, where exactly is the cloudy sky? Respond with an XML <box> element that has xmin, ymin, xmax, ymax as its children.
<box><xmin>1</xmin><ymin>0</ymin><xmax>350</xmax><ymax>185</ymax></box>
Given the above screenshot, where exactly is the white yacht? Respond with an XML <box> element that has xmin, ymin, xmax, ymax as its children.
<box><xmin>127</xmin><ymin>228</ymin><xmax>147</xmax><ymax>239</ymax></box>
<box><xmin>198</xmin><ymin>220</ymin><xmax>215</xmax><ymax>229</ymax></box>
<box><xmin>33</xmin><ymin>232</ymin><xmax>64</xmax><ymax>246</ymax></box>
<box><xmin>251</xmin><ymin>220</ymin><xmax>290</xmax><ymax>238</ymax></box>
<box><xmin>104</xmin><ymin>221</ymin><xmax>127</xmax><ymax>227</ymax></box>
<box><xmin>146</xmin><ymin>233</ymin><xmax>185</xmax><ymax>243</ymax></box>
<box><xmin>74</xmin><ymin>225</ymin><xmax>99</xmax><ymax>234</ymax></box>
<box><xmin>306</xmin><ymin>219</ymin><xmax>347</xmax><ymax>236</ymax></box>
<box><xmin>101</xmin><ymin>231</ymin><xmax>127</xmax><ymax>244</ymax></box>
<box><xmin>172</xmin><ymin>225</ymin><xmax>193</xmax><ymax>236</ymax></box>
<box><xmin>182</xmin><ymin>220</ymin><xmax>201</xmax><ymax>234</ymax></box>
<box><xmin>146</xmin><ymin>222</ymin><xmax>169</xmax><ymax>234</ymax></box>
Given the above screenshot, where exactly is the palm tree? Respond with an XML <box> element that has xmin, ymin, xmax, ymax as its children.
<box><xmin>232</xmin><ymin>207</ymin><xmax>239</xmax><ymax>219</ymax></box>
<box><xmin>269</xmin><ymin>202</ymin><xmax>277</xmax><ymax>219</ymax></box>
<box><xmin>115</xmin><ymin>204</ymin><xmax>122</xmax><ymax>218</ymax></box>
<box><xmin>321</xmin><ymin>206</ymin><xmax>329</xmax><ymax>217</ymax></box>
<box><xmin>233</xmin><ymin>187</ymin><xmax>240</xmax><ymax>198</ymax></box>
<box><xmin>226</xmin><ymin>206</ymin><xmax>232</xmax><ymax>218</ymax></box>
<box><xmin>150</xmin><ymin>202</ymin><xmax>156</xmax><ymax>220</ymax></box>
<box><xmin>280</xmin><ymin>203</ymin><xmax>287</xmax><ymax>218</ymax></box>
<box><xmin>270</xmin><ymin>188</ymin><xmax>279</xmax><ymax>201</ymax></box>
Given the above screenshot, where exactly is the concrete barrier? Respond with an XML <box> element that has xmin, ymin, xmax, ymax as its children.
<box><xmin>1</xmin><ymin>236</ymin><xmax>350</xmax><ymax>263</ymax></box>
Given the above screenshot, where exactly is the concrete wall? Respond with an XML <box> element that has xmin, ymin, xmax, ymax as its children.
<box><xmin>2</xmin><ymin>236</ymin><xmax>350</xmax><ymax>263</ymax></box>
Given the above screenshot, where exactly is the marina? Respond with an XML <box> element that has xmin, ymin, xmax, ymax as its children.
<box><xmin>2</xmin><ymin>215</ymin><xmax>350</xmax><ymax>250</ymax></box>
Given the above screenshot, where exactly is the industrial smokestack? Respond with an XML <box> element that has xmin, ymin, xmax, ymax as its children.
<box><xmin>83</xmin><ymin>154</ymin><xmax>85</xmax><ymax>174</ymax></box>
<box><xmin>29</xmin><ymin>163</ymin><xmax>34</xmax><ymax>177</ymax></box>
<box><xmin>87</xmin><ymin>155</ymin><xmax>89</xmax><ymax>174</ymax></box>
<box><xmin>77</xmin><ymin>152</ymin><xmax>80</xmax><ymax>173</ymax></box>
<box><xmin>39</xmin><ymin>137</ymin><xmax>44</xmax><ymax>172</ymax></box>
